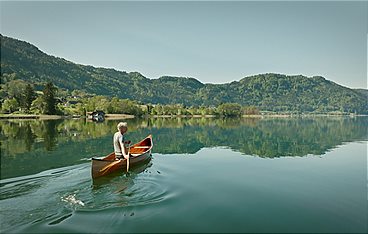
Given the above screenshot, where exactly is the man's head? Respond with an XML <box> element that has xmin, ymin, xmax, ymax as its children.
<box><xmin>117</xmin><ymin>122</ymin><xmax>128</xmax><ymax>134</ymax></box>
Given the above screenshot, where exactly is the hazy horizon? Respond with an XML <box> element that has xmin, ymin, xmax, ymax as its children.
<box><xmin>1</xmin><ymin>1</ymin><xmax>367</xmax><ymax>88</ymax></box>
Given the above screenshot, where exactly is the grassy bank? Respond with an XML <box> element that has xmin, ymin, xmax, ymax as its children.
<box><xmin>0</xmin><ymin>114</ymin><xmax>66</xmax><ymax>120</ymax></box>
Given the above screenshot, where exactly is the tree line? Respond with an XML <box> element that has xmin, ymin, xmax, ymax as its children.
<box><xmin>1</xmin><ymin>80</ymin><xmax>57</xmax><ymax>114</ymax></box>
<box><xmin>0</xmin><ymin>80</ymin><xmax>259</xmax><ymax>117</ymax></box>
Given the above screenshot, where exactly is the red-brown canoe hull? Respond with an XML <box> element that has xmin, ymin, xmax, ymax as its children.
<box><xmin>91</xmin><ymin>135</ymin><xmax>153</xmax><ymax>178</ymax></box>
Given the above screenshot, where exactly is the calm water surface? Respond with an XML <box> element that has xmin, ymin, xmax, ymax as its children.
<box><xmin>0</xmin><ymin>117</ymin><xmax>367</xmax><ymax>233</ymax></box>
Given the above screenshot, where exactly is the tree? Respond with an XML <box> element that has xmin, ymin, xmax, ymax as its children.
<box><xmin>42</xmin><ymin>82</ymin><xmax>57</xmax><ymax>114</ymax></box>
<box><xmin>30</xmin><ymin>96</ymin><xmax>45</xmax><ymax>114</ymax></box>
<box><xmin>24</xmin><ymin>84</ymin><xmax>36</xmax><ymax>112</ymax></box>
<box><xmin>217</xmin><ymin>103</ymin><xmax>242</xmax><ymax>117</ymax></box>
<box><xmin>243</xmin><ymin>106</ymin><xmax>260</xmax><ymax>115</ymax></box>
<box><xmin>110</xmin><ymin>97</ymin><xmax>121</xmax><ymax>113</ymax></box>
<box><xmin>2</xmin><ymin>98</ymin><xmax>19</xmax><ymax>113</ymax></box>
<box><xmin>2</xmin><ymin>80</ymin><xmax>28</xmax><ymax>109</ymax></box>
<box><xmin>3</xmin><ymin>80</ymin><xmax>27</xmax><ymax>101</ymax></box>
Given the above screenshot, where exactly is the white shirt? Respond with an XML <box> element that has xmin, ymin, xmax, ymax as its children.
<box><xmin>113</xmin><ymin>131</ymin><xmax>125</xmax><ymax>156</ymax></box>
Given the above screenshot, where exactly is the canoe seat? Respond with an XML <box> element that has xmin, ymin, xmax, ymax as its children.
<box><xmin>133</xmin><ymin>146</ymin><xmax>150</xmax><ymax>148</ymax></box>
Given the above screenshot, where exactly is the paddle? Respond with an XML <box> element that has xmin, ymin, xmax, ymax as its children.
<box><xmin>99</xmin><ymin>142</ymin><xmax>131</xmax><ymax>175</ymax></box>
<box><xmin>126</xmin><ymin>143</ymin><xmax>131</xmax><ymax>172</ymax></box>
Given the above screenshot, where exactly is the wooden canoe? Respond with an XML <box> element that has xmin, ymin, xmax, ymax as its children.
<box><xmin>91</xmin><ymin>135</ymin><xmax>153</xmax><ymax>178</ymax></box>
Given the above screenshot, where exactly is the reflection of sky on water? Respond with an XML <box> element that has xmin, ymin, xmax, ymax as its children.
<box><xmin>0</xmin><ymin>137</ymin><xmax>366</xmax><ymax>233</ymax></box>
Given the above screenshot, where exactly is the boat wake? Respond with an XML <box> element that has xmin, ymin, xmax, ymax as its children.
<box><xmin>0</xmin><ymin>157</ymin><xmax>174</xmax><ymax>233</ymax></box>
<box><xmin>61</xmin><ymin>193</ymin><xmax>85</xmax><ymax>207</ymax></box>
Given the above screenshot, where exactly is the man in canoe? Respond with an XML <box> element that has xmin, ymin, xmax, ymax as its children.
<box><xmin>113</xmin><ymin>122</ymin><xmax>131</xmax><ymax>160</ymax></box>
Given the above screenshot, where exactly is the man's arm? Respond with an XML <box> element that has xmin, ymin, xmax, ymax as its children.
<box><xmin>119</xmin><ymin>139</ymin><xmax>129</xmax><ymax>159</ymax></box>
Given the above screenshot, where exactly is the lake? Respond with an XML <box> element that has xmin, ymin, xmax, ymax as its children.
<box><xmin>0</xmin><ymin>117</ymin><xmax>367</xmax><ymax>233</ymax></box>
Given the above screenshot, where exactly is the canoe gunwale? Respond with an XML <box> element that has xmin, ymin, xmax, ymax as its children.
<box><xmin>91</xmin><ymin>135</ymin><xmax>153</xmax><ymax>178</ymax></box>
<box><xmin>92</xmin><ymin>158</ymin><xmax>116</xmax><ymax>162</ymax></box>
<box><xmin>91</xmin><ymin>153</ymin><xmax>149</xmax><ymax>162</ymax></box>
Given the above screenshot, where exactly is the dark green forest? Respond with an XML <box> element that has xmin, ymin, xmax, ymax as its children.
<box><xmin>1</xmin><ymin>34</ymin><xmax>367</xmax><ymax>114</ymax></box>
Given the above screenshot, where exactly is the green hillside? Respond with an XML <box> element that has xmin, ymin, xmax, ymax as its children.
<box><xmin>1</xmin><ymin>34</ymin><xmax>367</xmax><ymax>113</ymax></box>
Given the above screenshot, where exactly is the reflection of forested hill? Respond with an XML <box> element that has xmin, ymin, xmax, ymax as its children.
<box><xmin>136</xmin><ymin>117</ymin><xmax>368</xmax><ymax>157</ymax></box>
<box><xmin>1</xmin><ymin>117</ymin><xmax>367</xmax><ymax>179</ymax></box>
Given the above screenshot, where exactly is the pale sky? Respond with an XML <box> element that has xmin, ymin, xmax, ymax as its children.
<box><xmin>1</xmin><ymin>1</ymin><xmax>367</xmax><ymax>88</ymax></box>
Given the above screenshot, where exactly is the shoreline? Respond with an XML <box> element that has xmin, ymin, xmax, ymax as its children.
<box><xmin>0</xmin><ymin>113</ymin><xmax>366</xmax><ymax>120</ymax></box>
<box><xmin>0</xmin><ymin>114</ymin><xmax>135</xmax><ymax>120</ymax></box>
<box><xmin>0</xmin><ymin>114</ymin><xmax>64</xmax><ymax>120</ymax></box>
<box><xmin>104</xmin><ymin>114</ymin><xmax>135</xmax><ymax>119</ymax></box>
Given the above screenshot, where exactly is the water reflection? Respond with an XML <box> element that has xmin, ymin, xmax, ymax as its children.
<box><xmin>1</xmin><ymin>117</ymin><xmax>367</xmax><ymax>157</ymax></box>
<box><xmin>1</xmin><ymin>117</ymin><xmax>367</xmax><ymax>179</ymax></box>
<box><xmin>143</xmin><ymin>117</ymin><xmax>367</xmax><ymax>157</ymax></box>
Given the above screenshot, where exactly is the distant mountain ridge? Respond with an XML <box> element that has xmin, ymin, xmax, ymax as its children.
<box><xmin>1</xmin><ymin>34</ymin><xmax>367</xmax><ymax>113</ymax></box>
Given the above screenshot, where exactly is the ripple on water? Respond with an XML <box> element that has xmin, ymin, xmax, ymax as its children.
<box><xmin>1</xmin><ymin>159</ymin><xmax>175</xmax><ymax>232</ymax></box>
<box><xmin>124</xmin><ymin>174</ymin><xmax>169</xmax><ymax>207</ymax></box>
<box><xmin>0</xmin><ymin>165</ymin><xmax>78</xmax><ymax>200</ymax></box>
<box><xmin>0</xmin><ymin>163</ymin><xmax>91</xmax><ymax>232</ymax></box>
<box><xmin>85</xmin><ymin>167</ymin><xmax>171</xmax><ymax>211</ymax></box>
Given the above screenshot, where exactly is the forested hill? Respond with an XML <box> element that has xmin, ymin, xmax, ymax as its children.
<box><xmin>1</xmin><ymin>34</ymin><xmax>367</xmax><ymax>113</ymax></box>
